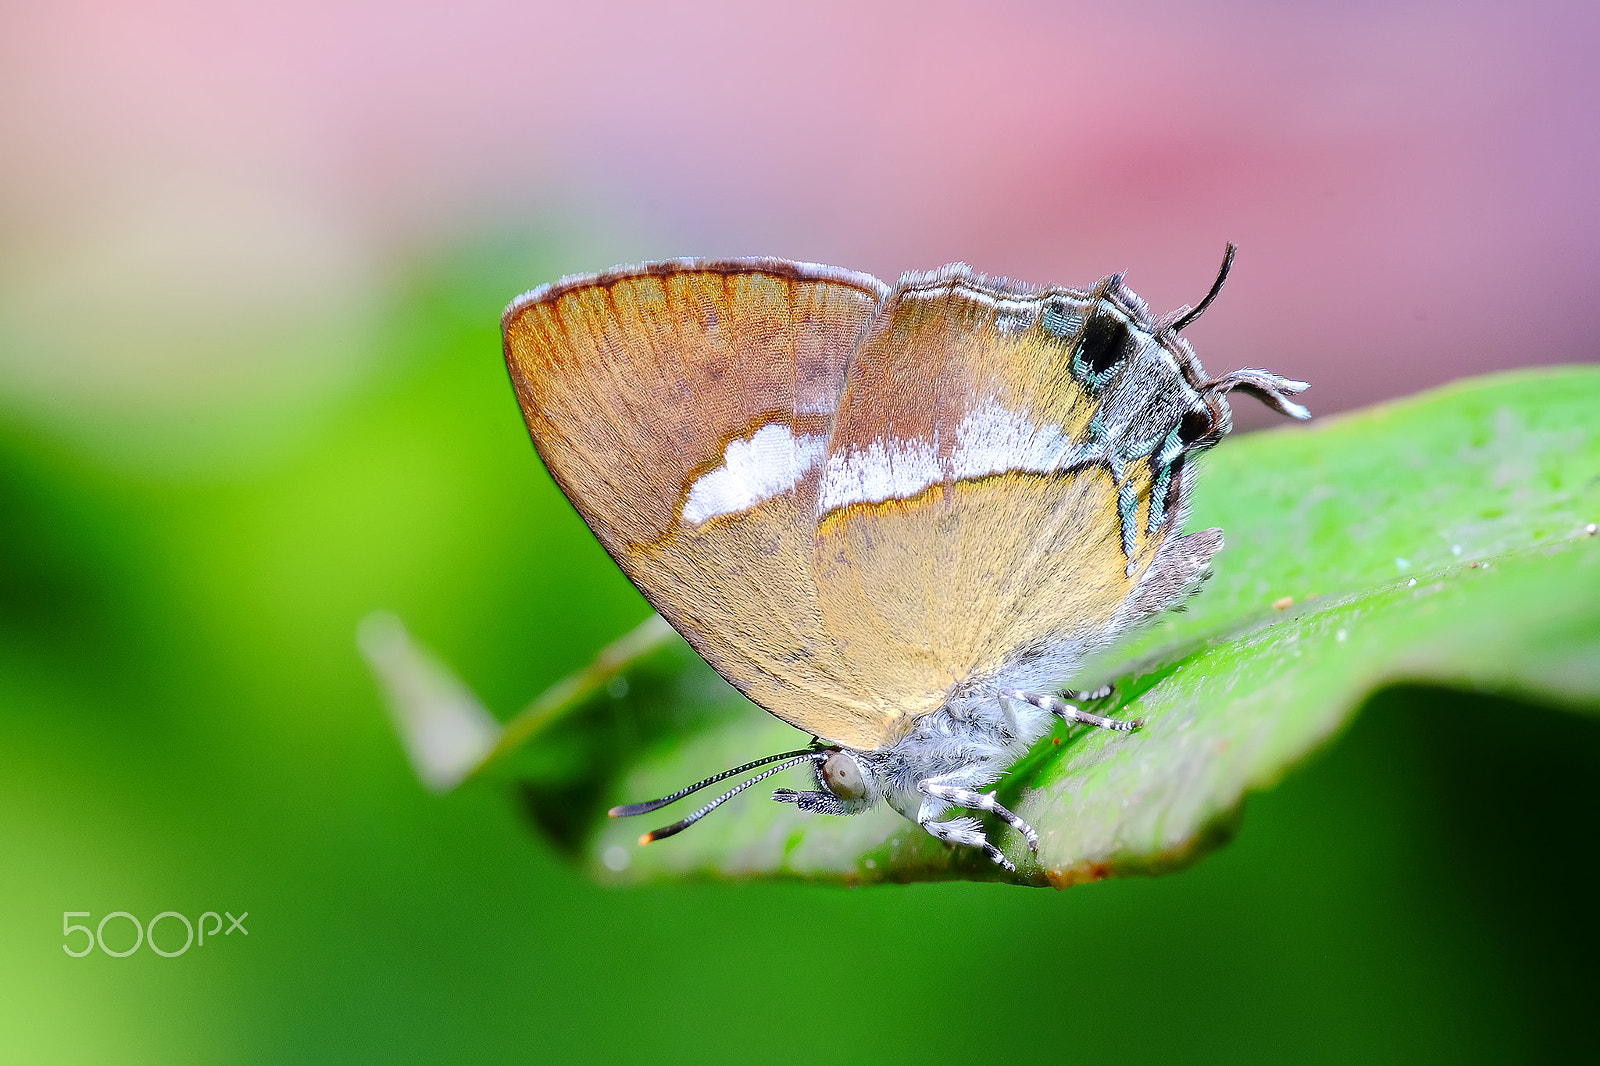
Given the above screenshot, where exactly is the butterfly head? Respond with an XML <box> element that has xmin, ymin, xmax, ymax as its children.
<box><xmin>1157</xmin><ymin>243</ymin><xmax>1311</xmax><ymax>433</ymax></box>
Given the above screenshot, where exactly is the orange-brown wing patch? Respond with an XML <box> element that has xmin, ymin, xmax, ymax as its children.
<box><xmin>503</xmin><ymin>260</ymin><xmax>910</xmax><ymax>749</ymax></box>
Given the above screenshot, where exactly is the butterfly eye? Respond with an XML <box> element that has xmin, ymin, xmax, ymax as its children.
<box><xmin>1177</xmin><ymin>408</ymin><xmax>1213</xmax><ymax>447</ymax></box>
<box><xmin>1073</xmin><ymin>315</ymin><xmax>1131</xmax><ymax>387</ymax></box>
<box><xmin>821</xmin><ymin>751</ymin><xmax>868</xmax><ymax>802</ymax></box>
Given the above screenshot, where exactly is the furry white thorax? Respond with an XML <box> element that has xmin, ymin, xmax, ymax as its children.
<box><xmin>854</xmin><ymin>689</ymin><xmax>1058</xmax><ymax>823</ymax></box>
<box><xmin>811</xmin><ymin>634</ymin><xmax>1097</xmax><ymax>816</ymax></box>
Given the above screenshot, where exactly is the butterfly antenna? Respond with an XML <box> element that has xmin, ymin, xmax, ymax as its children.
<box><xmin>1204</xmin><ymin>367</ymin><xmax>1312</xmax><ymax>420</ymax></box>
<box><xmin>1169</xmin><ymin>243</ymin><xmax>1236</xmax><ymax>333</ymax></box>
<box><xmin>636</xmin><ymin>752</ymin><xmax>828</xmax><ymax>844</ymax></box>
<box><xmin>609</xmin><ymin>748</ymin><xmax>820</xmax><ymax>819</ymax></box>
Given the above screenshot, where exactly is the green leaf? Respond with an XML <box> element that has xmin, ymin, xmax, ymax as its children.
<box><xmin>373</xmin><ymin>367</ymin><xmax>1600</xmax><ymax>886</ymax></box>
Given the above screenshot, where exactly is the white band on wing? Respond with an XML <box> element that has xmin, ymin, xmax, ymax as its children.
<box><xmin>817</xmin><ymin>401</ymin><xmax>1082</xmax><ymax>514</ymax></box>
<box><xmin>682</xmin><ymin>423</ymin><xmax>827</xmax><ymax>525</ymax></box>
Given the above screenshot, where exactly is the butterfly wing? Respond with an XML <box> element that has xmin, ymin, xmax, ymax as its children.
<box><xmin>502</xmin><ymin>258</ymin><xmax>907</xmax><ymax>749</ymax></box>
<box><xmin>813</xmin><ymin>265</ymin><xmax>1228</xmax><ymax>713</ymax></box>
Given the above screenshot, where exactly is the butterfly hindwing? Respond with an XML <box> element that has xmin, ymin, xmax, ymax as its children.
<box><xmin>813</xmin><ymin>266</ymin><xmax>1222</xmax><ymax>708</ymax></box>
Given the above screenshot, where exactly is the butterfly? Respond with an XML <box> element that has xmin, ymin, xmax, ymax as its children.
<box><xmin>500</xmin><ymin>247</ymin><xmax>1308</xmax><ymax>871</ymax></box>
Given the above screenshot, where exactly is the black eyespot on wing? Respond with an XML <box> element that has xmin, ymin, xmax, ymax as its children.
<box><xmin>1080</xmin><ymin>316</ymin><xmax>1128</xmax><ymax>374</ymax></box>
<box><xmin>1073</xmin><ymin>314</ymin><xmax>1130</xmax><ymax>388</ymax></box>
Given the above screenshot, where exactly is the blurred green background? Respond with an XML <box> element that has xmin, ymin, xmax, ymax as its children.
<box><xmin>4</xmin><ymin>235</ymin><xmax>1596</xmax><ymax>1062</ymax></box>
<box><xmin>6</xmin><ymin>1</ymin><xmax>1600</xmax><ymax>1060</ymax></box>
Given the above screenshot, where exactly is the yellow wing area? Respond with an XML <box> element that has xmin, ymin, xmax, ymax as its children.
<box><xmin>812</xmin><ymin>269</ymin><xmax>1191</xmax><ymax>728</ymax></box>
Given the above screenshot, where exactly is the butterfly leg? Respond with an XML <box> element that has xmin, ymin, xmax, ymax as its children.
<box><xmin>920</xmin><ymin>781</ymin><xmax>1039</xmax><ymax>854</ymax></box>
<box><xmin>771</xmin><ymin>789</ymin><xmax>857</xmax><ymax>816</ymax></box>
<box><xmin>1007</xmin><ymin>689</ymin><xmax>1143</xmax><ymax>732</ymax></box>
<box><xmin>919</xmin><ymin>815</ymin><xmax>1016</xmax><ymax>872</ymax></box>
<box><xmin>1060</xmin><ymin>682</ymin><xmax>1114</xmax><ymax>701</ymax></box>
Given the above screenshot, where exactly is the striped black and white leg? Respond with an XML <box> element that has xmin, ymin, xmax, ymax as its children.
<box><xmin>1060</xmin><ymin>683</ymin><xmax>1115</xmax><ymax>701</ymax></box>
<box><xmin>920</xmin><ymin>781</ymin><xmax>1039</xmax><ymax>854</ymax></box>
<box><xmin>919</xmin><ymin>815</ymin><xmax>1015</xmax><ymax>873</ymax></box>
<box><xmin>1007</xmin><ymin>689</ymin><xmax>1143</xmax><ymax>732</ymax></box>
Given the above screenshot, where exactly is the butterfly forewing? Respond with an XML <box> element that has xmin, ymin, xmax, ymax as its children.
<box><xmin>502</xmin><ymin>260</ymin><xmax>904</xmax><ymax>748</ymax></box>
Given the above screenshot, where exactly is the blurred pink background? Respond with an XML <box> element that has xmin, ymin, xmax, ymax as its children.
<box><xmin>4</xmin><ymin>0</ymin><xmax>1597</xmax><ymax>453</ymax></box>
